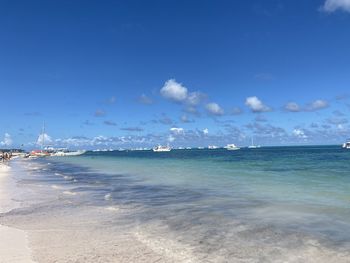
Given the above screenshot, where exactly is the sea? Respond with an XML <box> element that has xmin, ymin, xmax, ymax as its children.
<box><xmin>4</xmin><ymin>145</ymin><xmax>350</xmax><ymax>262</ymax></box>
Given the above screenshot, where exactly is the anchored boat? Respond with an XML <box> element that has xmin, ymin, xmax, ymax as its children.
<box><xmin>342</xmin><ymin>140</ymin><xmax>350</xmax><ymax>149</ymax></box>
<box><xmin>153</xmin><ymin>145</ymin><xmax>171</xmax><ymax>152</ymax></box>
<box><xmin>225</xmin><ymin>144</ymin><xmax>240</xmax><ymax>151</ymax></box>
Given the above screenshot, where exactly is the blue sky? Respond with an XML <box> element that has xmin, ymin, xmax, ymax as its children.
<box><xmin>1</xmin><ymin>0</ymin><xmax>350</xmax><ymax>149</ymax></box>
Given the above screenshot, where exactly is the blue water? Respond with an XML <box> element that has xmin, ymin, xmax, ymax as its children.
<box><xmin>18</xmin><ymin>146</ymin><xmax>350</xmax><ymax>260</ymax></box>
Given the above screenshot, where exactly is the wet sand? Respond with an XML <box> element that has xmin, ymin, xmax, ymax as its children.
<box><xmin>0</xmin><ymin>163</ymin><xmax>35</xmax><ymax>263</ymax></box>
<box><xmin>0</xmin><ymin>161</ymin><xmax>195</xmax><ymax>263</ymax></box>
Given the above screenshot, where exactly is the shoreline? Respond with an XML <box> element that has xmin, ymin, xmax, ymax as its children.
<box><xmin>0</xmin><ymin>160</ymin><xmax>194</xmax><ymax>262</ymax></box>
<box><xmin>0</xmin><ymin>163</ymin><xmax>36</xmax><ymax>263</ymax></box>
<box><xmin>1</xmin><ymin>157</ymin><xmax>350</xmax><ymax>262</ymax></box>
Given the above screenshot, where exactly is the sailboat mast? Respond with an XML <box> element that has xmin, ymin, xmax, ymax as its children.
<box><xmin>41</xmin><ymin>121</ymin><xmax>45</xmax><ymax>150</ymax></box>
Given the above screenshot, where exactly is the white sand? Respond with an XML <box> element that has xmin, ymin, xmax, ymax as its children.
<box><xmin>0</xmin><ymin>163</ymin><xmax>36</xmax><ymax>263</ymax></box>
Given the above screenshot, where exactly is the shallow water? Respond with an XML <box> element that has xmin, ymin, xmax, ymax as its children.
<box><xmin>2</xmin><ymin>146</ymin><xmax>350</xmax><ymax>262</ymax></box>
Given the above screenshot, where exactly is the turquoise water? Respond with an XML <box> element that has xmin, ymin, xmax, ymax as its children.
<box><xmin>71</xmin><ymin>146</ymin><xmax>350</xmax><ymax>208</ymax></box>
<box><xmin>21</xmin><ymin>146</ymin><xmax>350</xmax><ymax>260</ymax></box>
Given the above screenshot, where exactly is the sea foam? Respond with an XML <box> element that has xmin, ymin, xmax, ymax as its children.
<box><xmin>63</xmin><ymin>191</ymin><xmax>77</xmax><ymax>196</ymax></box>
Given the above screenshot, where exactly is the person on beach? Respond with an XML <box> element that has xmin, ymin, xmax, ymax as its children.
<box><xmin>2</xmin><ymin>152</ymin><xmax>11</xmax><ymax>162</ymax></box>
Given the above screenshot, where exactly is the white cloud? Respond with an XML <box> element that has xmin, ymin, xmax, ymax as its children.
<box><xmin>1</xmin><ymin>133</ymin><xmax>13</xmax><ymax>147</ymax></box>
<box><xmin>55</xmin><ymin>136</ymin><xmax>91</xmax><ymax>147</ymax></box>
<box><xmin>284</xmin><ymin>102</ymin><xmax>301</xmax><ymax>112</ymax></box>
<box><xmin>245</xmin><ymin>96</ymin><xmax>271</xmax><ymax>112</ymax></box>
<box><xmin>322</xmin><ymin>0</ymin><xmax>350</xmax><ymax>13</ymax></box>
<box><xmin>170</xmin><ymin>127</ymin><xmax>184</xmax><ymax>135</ymax></box>
<box><xmin>293</xmin><ymin>129</ymin><xmax>308</xmax><ymax>139</ymax></box>
<box><xmin>160</xmin><ymin>79</ymin><xmax>207</xmax><ymax>111</ymax></box>
<box><xmin>160</xmin><ymin>79</ymin><xmax>188</xmax><ymax>102</ymax></box>
<box><xmin>186</xmin><ymin>92</ymin><xmax>206</xmax><ymax>106</ymax></box>
<box><xmin>285</xmin><ymin>100</ymin><xmax>329</xmax><ymax>112</ymax></box>
<box><xmin>306</xmin><ymin>100</ymin><xmax>329</xmax><ymax>111</ymax></box>
<box><xmin>203</xmin><ymin>128</ymin><xmax>209</xmax><ymax>135</ymax></box>
<box><xmin>92</xmin><ymin>135</ymin><xmax>108</xmax><ymax>145</ymax></box>
<box><xmin>37</xmin><ymin>133</ymin><xmax>53</xmax><ymax>145</ymax></box>
<box><xmin>205</xmin><ymin>102</ymin><xmax>224</xmax><ymax>116</ymax></box>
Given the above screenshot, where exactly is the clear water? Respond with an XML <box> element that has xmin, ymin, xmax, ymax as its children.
<box><xmin>9</xmin><ymin>146</ymin><xmax>350</xmax><ymax>261</ymax></box>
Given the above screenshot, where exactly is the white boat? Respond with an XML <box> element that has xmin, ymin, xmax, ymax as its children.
<box><xmin>208</xmin><ymin>145</ymin><xmax>218</xmax><ymax>149</ymax></box>
<box><xmin>225</xmin><ymin>144</ymin><xmax>240</xmax><ymax>151</ymax></box>
<box><xmin>342</xmin><ymin>140</ymin><xmax>350</xmax><ymax>149</ymax></box>
<box><xmin>29</xmin><ymin>123</ymin><xmax>50</xmax><ymax>158</ymax></box>
<box><xmin>30</xmin><ymin>150</ymin><xmax>50</xmax><ymax>158</ymax></box>
<box><xmin>153</xmin><ymin>145</ymin><xmax>171</xmax><ymax>152</ymax></box>
<box><xmin>63</xmin><ymin>150</ymin><xmax>86</xmax><ymax>156</ymax></box>
<box><xmin>248</xmin><ymin>138</ymin><xmax>260</xmax><ymax>149</ymax></box>
<box><xmin>51</xmin><ymin>149</ymin><xmax>86</xmax><ymax>156</ymax></box>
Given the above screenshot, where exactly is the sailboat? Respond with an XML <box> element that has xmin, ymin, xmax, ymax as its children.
<box><xmin>30</xmin><ymin>122</ymin><xmax>50</xmax><ymax>157</ymax></box>
<box><xmin>248</xmin><ymin>137</ymin><xmax>260</xmax><ymax>149</ymax></box>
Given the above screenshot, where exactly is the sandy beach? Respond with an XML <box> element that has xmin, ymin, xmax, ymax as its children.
<box><xmin>0</xmin><ymin>163</ymin><xmax>35</xmax><ymax>263</ymax></box>
<box><xmin>1</xmin><ymin>155</ymin><xmax>350</xmax><ymax>263</ymax></box>
<box><xmin>0</xmin><ymin>160</ymin><xmax>196</xmax><ymax>263</ymax></box>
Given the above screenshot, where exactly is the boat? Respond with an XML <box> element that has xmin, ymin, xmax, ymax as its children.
<box><xmin>29</xmin><ymin>149</ymin><xmax>50</xmax><ymax>158</ymax></box>
<box><xmin>153</xmin><ymin>145</ymin><xmax>171</xmax><ymax>152</ymax></box>
<box><xmin>248</xmin><ymin>138</ymin><xmax>260</xmax><ymax>149</ymax></box>
<box><xmin>342</xmin><ymin>140</ymin><xmax>350</xmax><ymax>149</ymax></box>
<box><xmin>51</xmin><ymin>149</ymin><xmax>86</xmax><ymax>156</ymax></box>
<box><xmin>208</xmin><ymin>145</ymin><xmax>218</xmax><ymax>149</ymax></box>
<box><xmin>29</xmin><ymin>122</ymin><xmax>50</xmax><ymax>158</ymax></box>
<box><xmin>61</xmin><ymin>150</ymin><xmax>86</xmax><ymax>156</ymax></box>
<box><xmin>225</xmin><ymin>144</ymin><xmax>240</xmax><ymax>150</ymax></box>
